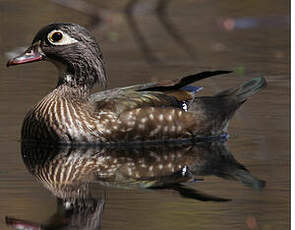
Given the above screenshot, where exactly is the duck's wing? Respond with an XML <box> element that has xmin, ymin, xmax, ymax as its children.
<box><xmin>89</xmin><ymin>71</ymin><xmax>232</xmax><ymax>114</ymax></box>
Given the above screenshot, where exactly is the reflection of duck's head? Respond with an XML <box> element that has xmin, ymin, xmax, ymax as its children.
<box><xmin>6</xmin><ymin>195</ymin><xmax>105</xmax><ymax>230</ymax></box>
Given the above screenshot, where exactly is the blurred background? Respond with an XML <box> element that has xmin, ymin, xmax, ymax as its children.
<box><xmin>0</xmin><ymin>0</ymin><xmax>290</xmax><ymax>230</ymax></box>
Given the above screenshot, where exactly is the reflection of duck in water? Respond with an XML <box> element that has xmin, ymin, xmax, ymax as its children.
<box><xmin>6</xmin><ymin>141</ymin><xmax>265</xmax><ymax>230</ymax></box>
<box><xmin>7</xmin><ymin>23</ymin><xmax>266</xmax><ymax>144</ymax></box>
<box><xmin>21</xmin><ymin>141</ymin><xmax>265</xmax><ymax>195</ymax></box>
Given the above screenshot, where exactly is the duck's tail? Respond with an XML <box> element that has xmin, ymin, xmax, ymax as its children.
<box><xmin>189</xmin><ymin>77</ymin><xmax>266</xmax><ymax>136</ymax></box>
<box><xmin>215</xmin><ymin>77</ymin><xmax>267</xmax><ymax>103</ymax></box>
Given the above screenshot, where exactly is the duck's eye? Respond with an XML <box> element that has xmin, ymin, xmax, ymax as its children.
<box><xmin>47</xmin><ymin>30</ymin><xmax>78</xmax><ymax>45</ymax></box>
<box><xmin>50</xmin><ymin>32</ymin><xmax>63</xmax><ymax>42</ymax></box>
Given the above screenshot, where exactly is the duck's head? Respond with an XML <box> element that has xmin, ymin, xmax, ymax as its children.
<box><xmin>7</xmin><ymin>23</ymin><xmax>106</xmax><ymax>89</ymax></box>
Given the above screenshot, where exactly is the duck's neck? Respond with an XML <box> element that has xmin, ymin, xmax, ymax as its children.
<box><xmin>56</xmin><ymin>71</ymin><xmax>89</xmax><ymax>94</ymax></box>
<box><xmin>53</xmin><ymin>56</ymin><xmax>107</xmax><ymax>96</ymax></box>
<box><xmin>55</xmin><ymin>82</ymin><xmax>90</xmax><ymax>99</ymax></box>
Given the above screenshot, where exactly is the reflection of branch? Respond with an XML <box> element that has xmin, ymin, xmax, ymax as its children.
<box><xmin>49</xmin><ymin>0</ymin><xmax>197</xmax><ymax>64</ymax></box>
<box><xmin>155</xmin><ymin>0</ymin><xmax>197</xmax><ymax>60</ymax></box>
<box><xmin>49</xmin><ymin>0</ymin><xmax>104</xmax><ymax>30</ymax></box>
<box><xmin>125</xmin><ymin>0</ymin><xmax>161</xmax><ymax>64</ymax></box>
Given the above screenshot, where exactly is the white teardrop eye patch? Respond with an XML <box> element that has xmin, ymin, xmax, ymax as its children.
<box><xmin>47</xmin><ymin>30</ymin><xmax>78</xmax><ymax>45</ymax></box>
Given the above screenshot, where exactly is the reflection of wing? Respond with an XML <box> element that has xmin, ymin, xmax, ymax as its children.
<box><xmin>151</xmin><ymin>183</ymin><xmax>231</xmax><ymax>202</ymax></box>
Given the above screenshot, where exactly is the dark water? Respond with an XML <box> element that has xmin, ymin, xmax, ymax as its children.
<box><xmin>0</xmin><ymin>0</ymin><xmax>290</xmax><ymax>229</ymax></box>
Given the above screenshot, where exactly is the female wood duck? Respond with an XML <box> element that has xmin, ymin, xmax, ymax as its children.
<box><xmin>7</xmin><ymin>23</ymin><xmax>266</xmax><ymax>144</ymax></box>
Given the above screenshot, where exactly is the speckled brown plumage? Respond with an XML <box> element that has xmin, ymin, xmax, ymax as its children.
<box><xmin>7</xmin><ymin>23</ymin><xmax>266</xmax><ymax>144</ymax></box>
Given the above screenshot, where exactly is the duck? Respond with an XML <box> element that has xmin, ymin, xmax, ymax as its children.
<box><xmin>7</xmin><ymin>23</ymin><xmax>266</xmax><ymax>144</ymax></box>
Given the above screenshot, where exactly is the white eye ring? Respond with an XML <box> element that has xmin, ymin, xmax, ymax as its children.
<box><xmin>47</xmin><ymin>30</ymin><xmax>78</xmax><ymax>45</ymax></box>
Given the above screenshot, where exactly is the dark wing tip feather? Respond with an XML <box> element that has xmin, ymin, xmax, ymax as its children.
<box><xmin>139</xmin><ymin>70</ymin><xmax>232</xmax><ymax>92</ymax></box>
<box><xmin>179</xmin><ymin>70</ymin><xmax>232</xmax><ymax>86</ymax></box>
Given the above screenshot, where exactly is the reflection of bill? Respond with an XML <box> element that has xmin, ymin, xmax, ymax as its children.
<box><xmin>246</xmin><ymin>216</ymin><xmax>259</xmax><ymax>230</ymax></box>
